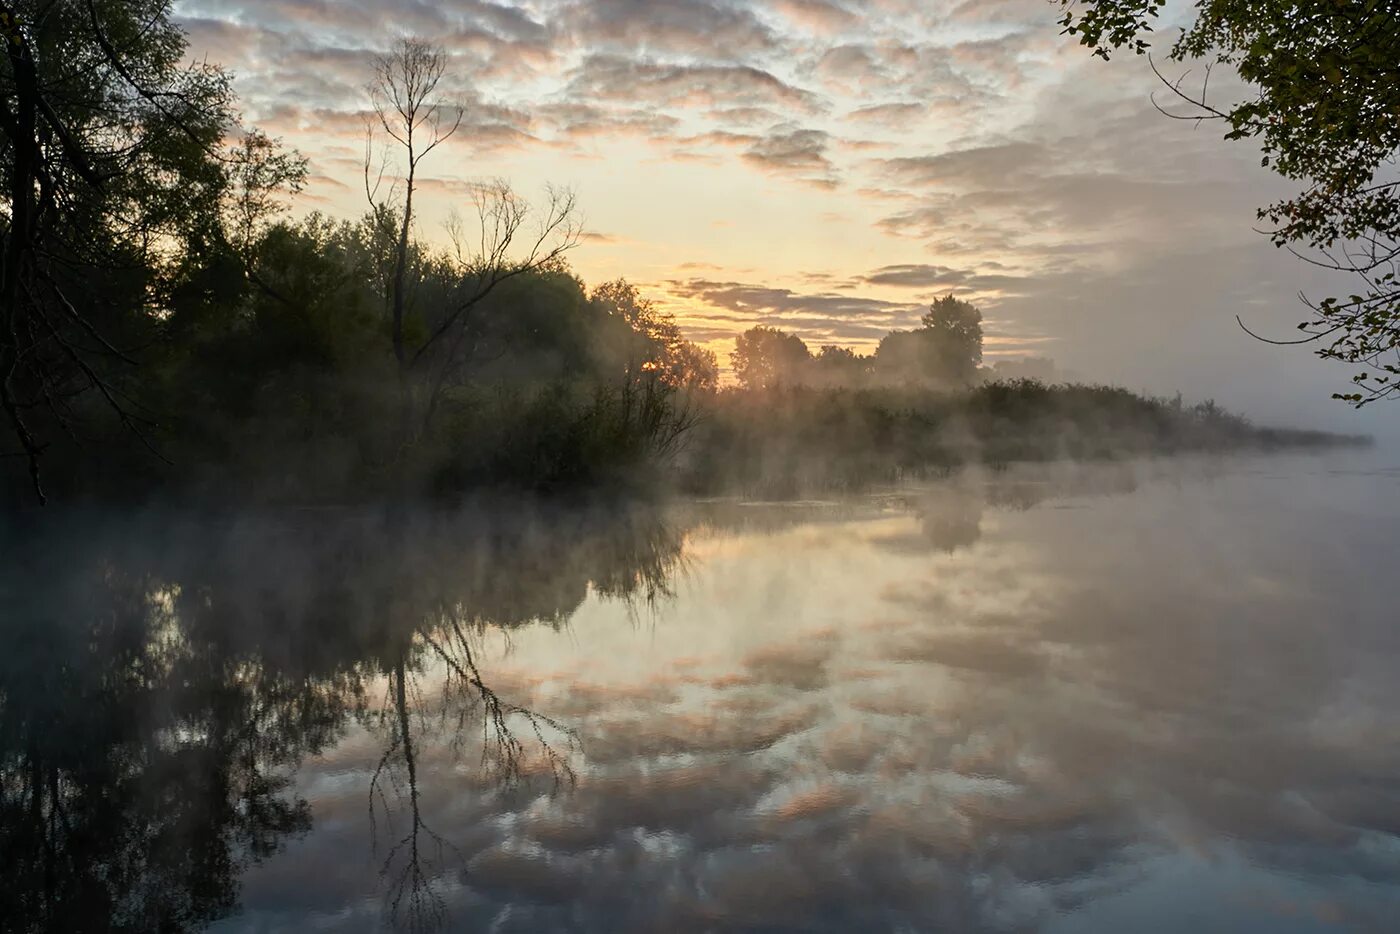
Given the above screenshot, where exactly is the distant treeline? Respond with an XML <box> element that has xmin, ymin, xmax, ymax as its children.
<box><xmin>680</xmin><ymin>382</ymin><xmax>1370</xmax><ymax>498</ymax></box>
<box><xmin>730</xmin><ymin>296</ymin><xmax>1029</xmax><ymax>390</ymax></box>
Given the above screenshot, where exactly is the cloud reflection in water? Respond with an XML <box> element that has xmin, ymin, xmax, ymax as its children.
<box><xmin>5</xmin><ymin>453</ymin><xmax>1400</xmax><ymax>932</ymax></box>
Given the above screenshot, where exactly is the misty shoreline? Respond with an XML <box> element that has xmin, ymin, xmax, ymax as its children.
<box><xmin>1</xmin><ymin>404</ymin><xmax>1370</xmax><ymax>519</ymax></box>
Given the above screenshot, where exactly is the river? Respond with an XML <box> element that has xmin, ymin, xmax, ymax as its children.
<box><xmin>3</xmin><ymin>449</ymin><xmax>1398</xmax><ymax>932</ymax></box>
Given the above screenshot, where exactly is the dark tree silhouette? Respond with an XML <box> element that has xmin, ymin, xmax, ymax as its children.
<box><xmin>364</xmin><ymin>38</ymin><xmax>580</xmax><ymax>437</ymax></box>
<box><xmin>365</xmin><ymin>38</ymin><xmax>462</xmax><ymax>381</ymax></box>
<box><xmin>920</xmin><ymin>295</ymin><xmax>983</xmax><ymax>387</ymax></box>
<box><xmin>809</xmin><ymin>345</ymin><xmax>873</xmax><ymax>387</ymax></box>
<box><xmin>592</xmin><ymin>279</ymin><xmax>718</xmax><ymax>392</ymax></box>
<box><xmin>731</xmin><ymin>325</ymin><xmax>812</xmax><ymax>389</ymax></box>
<box><xmin>873</xmin><ymin>296</ymin><xmax>982</xmax><ymax>388</ymax></box>
<box><xmin>0</xmin><ymin>0</ymin><xmax>302</xmax><ymax>501</ymax></box>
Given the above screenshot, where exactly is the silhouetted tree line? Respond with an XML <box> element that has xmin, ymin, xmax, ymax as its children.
<box><xmin>730</xmin><ymin>298</ymin><xmax>1065</xmax><ymax>391</ymax></box>
<box><xmin>679</xmin><ymin>382</ymin><xmax>1369</xmax><ymax>498</ymax></box>
<box><xmin>731</xmin><ymin>296</ymin><xmax>988</xmax><ymax>390</ymax></box>
<box><xmin>0</xmin><ymin>7</ymin><xmax>1363</xmax><ymax>507</ymax></box>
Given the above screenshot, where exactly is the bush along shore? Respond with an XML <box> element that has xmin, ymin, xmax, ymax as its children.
<box><xmin>673</xmin><ymin>381</ymin><xmax>1371</xmax><ymax>498</ymax></box>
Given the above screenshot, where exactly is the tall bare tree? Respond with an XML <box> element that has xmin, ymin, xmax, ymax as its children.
<box><xmin>365</xmin><ymin>38</ymin><xmax>462</xmax><ymax>376</ymax></box>
<box><xmin>364</xmin><ymin>40</ymin><xmax>580</xmax><ymax>438</ymax></box>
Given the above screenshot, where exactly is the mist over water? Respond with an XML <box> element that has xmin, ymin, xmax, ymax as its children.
<box><xmin>4</xmin><ymin>449</ymin><xmax>1400</xmax><ymax>933</ymax></box>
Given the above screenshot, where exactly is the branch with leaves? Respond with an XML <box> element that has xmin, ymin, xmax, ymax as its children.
<box><xmin>1057</xmin><ymin>0</ymin><xmax>1400</xmax><ymax>405</ymax></box>
<box><xmin>0</xmin><ymin>0</ymin><xmax>304</xmax><ymax>499</ymax></box>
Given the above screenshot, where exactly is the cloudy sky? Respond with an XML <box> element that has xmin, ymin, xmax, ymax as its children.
<box><xmin>173</xmin><ymin>0</ymin><xmax>1390</xmax><ymax>435</ymax></box>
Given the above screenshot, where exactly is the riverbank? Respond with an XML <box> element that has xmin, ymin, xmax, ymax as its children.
<box><xmin>675</xmin><ymin>382</ymin><xmax>1371</xmax><ymax>497</ymax></box>
<box><xmin>2</xmin><ymin>379</ymin><xmax>1368</xmax><ymax>508</ymax></box>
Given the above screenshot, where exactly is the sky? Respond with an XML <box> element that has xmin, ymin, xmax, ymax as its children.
<box><xmin>172</xmin><ymin>0</ymin><xmax>1393</xmax><ymax>436</ymax></box>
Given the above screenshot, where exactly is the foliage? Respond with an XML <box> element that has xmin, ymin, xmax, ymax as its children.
<box><xmin>1056</xmin><ymin>0</ymin><xmax>1400</xmax><ymax>404</ymax></box>
<box><xmin>680</xmin><ymin>380</ymin><xmax>1367</xmax><ymax>497</ymax></box>
<box><xmin>0</xmin><ymin>10</ymin><xmax>701</xmax><ymax>507</ymax></box>
<box><xmin>0</xmin><ymin>6</ymin><xmax>1365</xmax><ymax>506</ymax></box>
<box><xmin>810</xmin><ymin>345</ymin><xmax>873</xmax><ymax>387</ymax></box>
<box><xmin>591</xmin><ymin>280</ymin><xmax>718</xmax><ymax>391</ymax></box>
<box><xmin>153</xmin><ymin>217</ymin><xmax>710</xmax><ymax>501</ymax></box>
<box><xmin>920</xmin><ymin>296</ymin><xmax>984</xmax><ymax>385</ymax></box>
<box><xmin>0</xmin><ymin>0</ymin><xmax>307</xmax><ymax>500</ymax></box>
<box><xmin>733</xmin><ymin>297</ymin><xmax>983</xmax><ymax>390</ymax></box>
<box><xmin>731</xmin><ymin>325</ymin><xmax>812</xmax><ymax>389</ymax></box>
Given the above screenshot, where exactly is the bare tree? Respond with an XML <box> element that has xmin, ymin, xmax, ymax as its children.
<box><xmin>365</xmin><ymin>38</ymin><xmax>463</xmax><ymax>376</ymax></box>
<box><xmin>364</xmin><ymin>41</ymin><xmax>581</xmax><ymax>436</ymax></box>
<box><xmin>418</xmin><ymin>181</ymin><xmax>581</xmax><ymax>429</ymax></box>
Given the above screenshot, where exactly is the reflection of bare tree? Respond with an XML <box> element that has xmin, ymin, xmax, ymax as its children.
<box><xmin>348</xmin><ymin>504</ymin><xmax>680</xmax><ymax>931</ymax></box>
<box><xmin>425</xmin><ymin>617</ymin><xmax>578</xmax><ymax>786</ymax></box>
<box><xmin>1</xmin><ymin>499</ymin><xmax>687</xmax><ymax>934</ymax></box>
<box><xmin>369</xmin><ymin>652</ymin><xmax>453</xmax><ymax>933</ymax></box>
<box><xmin>368</xmin><ymin>628</ymin><xmax>579</xmax><ymax>933</ymax></box>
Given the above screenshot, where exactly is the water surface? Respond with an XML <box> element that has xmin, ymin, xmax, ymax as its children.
<box><xmin>4</xmin><ymin>450</ymin><xmax>1399</xmax><ymax>932</ymax></box>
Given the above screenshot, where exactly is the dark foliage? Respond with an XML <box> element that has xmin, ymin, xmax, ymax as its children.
<box><xmin>679</xmin><ymin>381</ymin><xmax>1368</xmax><ymax>497</ymax></box>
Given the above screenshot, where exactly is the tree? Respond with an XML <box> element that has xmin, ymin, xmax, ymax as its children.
<box><xmin>731</xmin><ymin>325</ymin><xmax>811</xmax><ymax>389</ymax></box>
<box><xmin>670</xmin><ymin>340</ymin><xmax>720</xmax><ymax>393</ymax></box>
<box><xmin>874</xmin><ymin>330</ymin><xmax>926</xmax><ymax>385</ymax></box>
<box><xmin>810</xmin><ymin>344</ymin><xmax>872</xmax><ymax>387</ymax></box>
<box><xmin>415</xmin><ymin>182</ymin><xmax>580</xmax><ymax>426</ymax></box>
<box><xmin>1056</xmin><ymin>0</ymin><xmax>1400</xmax><ymax>404</ymax></box>
<box><xmin>921</xmin><ymin>295</ymin><xmax>983</xmax><ymax>386</ymax></box>
<box><xmin>592</xmin><ymin>279</ymin><xmax>718</xmax><ymax>391</ymax></box>
<box><xmin>364</xmin><ymin>43</ymin><xmax>580</xmax><ymax>435</ymax></box>
<box><xmin>873</xmin><ymin>297</ymin><xmax>983</xmax><ymax>387</ymax></box>
<box><xmin>0</xmin><ymin>0</ymin><xmax>301</xmax><ymax>501</ymax></box>
<box><xmin>365</xmin><ymin>38</ymin><xmax>461</xmax><ymax>377</ymax></box>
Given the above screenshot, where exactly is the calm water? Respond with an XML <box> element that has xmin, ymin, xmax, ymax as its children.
<box><xmin>4</xmin><ymin>450</ymin><xmax>1400</xmax><ymax>933</ymax></box>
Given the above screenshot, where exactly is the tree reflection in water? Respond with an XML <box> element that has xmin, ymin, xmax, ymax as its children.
<box><xmin>370</xmin><ymin>634</ymin><xmax>578</xmax><ymax>932</ymax></box>
<box><xmin>0</xmin><ymin>499</ymin><xmax>686</xmax><ymax>933</ymax></box>
<box><xmin>8</xmin><ymin>461</ymin><xmax>1335</xmax><ymax>933</ymax></box>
